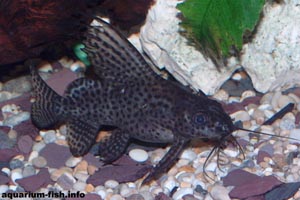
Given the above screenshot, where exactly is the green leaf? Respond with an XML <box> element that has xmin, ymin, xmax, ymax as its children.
<box><xmin>177</xmin><ymin>0</ymin><xmax>264</xmax><ymax>66</ymax></box>
<box><xmin>73</xmin><ymin>43</ymin><xmax>91</xmax><ymax>66</ymax></box>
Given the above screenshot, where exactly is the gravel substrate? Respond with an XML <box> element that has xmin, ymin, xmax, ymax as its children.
<box><xmin>0</xmin><ymin>60</ymin><xmax>300</xmax><ymax>200</ymax></box>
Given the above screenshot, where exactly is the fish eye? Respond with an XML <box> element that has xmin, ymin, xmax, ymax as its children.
<box><xmin>193</xmin><ymin>113</ymin><xmax>206</xmax><ymax>125</ymax></box>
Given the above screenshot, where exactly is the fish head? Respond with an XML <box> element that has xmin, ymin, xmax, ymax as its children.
<box><xmin>177</xmin><ymin>97</ymin><xmax>234</xmax><ymax>141</ymax></box>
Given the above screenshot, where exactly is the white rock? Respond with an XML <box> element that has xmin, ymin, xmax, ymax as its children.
<box><xmin>172</xmin><ymin>187</ymin><xmax>194</xmax><ymax>200</ymax></box>
<box><xmin>129</xmin><ymin>149</ymin><xmax>149</xmax><ymax>162</ymax></box>
<box><xmin>241</xmin><ymin>1</ymin><xmax>300</xmax><ymax>93</ymax></box>
<box><xmin>104</xmin><ymin>179</ymin><xmax>119</xmax><ymax>189</ymax></box>
<box><xmin>0</xmin><ymin>185</ymin><xmax>9</xmax><ymax>193</ymax></box>
<box><xmin>204</xmin><ymin>162</ymin><xmax>217</xmax><ymax>172</ymax></box>
<box><xmin>210</xmin><ymin>185</ymin><xmax>231</xmax><ymax>200</ymax></box>
<box><xmin>32</xmin><ymin>142</ymin><xmax>46</xmax><ymax>152</ymax></box>
<box><xmin>223</xmin><ymin>148</ymin><xmax>239</xmax><ymax>157</ymax></box>
<box><xmin>65</xmin><ymin>156</ymin><xmax>82</xmax><ymax>167</ymax></box>
<box><xmin>70</xmin><ymin>61</ymin><xmax>86</xmax><ymax>72</ymax></box>
<box><xmin>180</xmin><ymin>149</ymin><xmax>198</xmax><ymax>161</ymax></box>
<box><xmin>140</xmin><ymin>0</ymin><xmax>237</xmax><ymax>95</ymax></box>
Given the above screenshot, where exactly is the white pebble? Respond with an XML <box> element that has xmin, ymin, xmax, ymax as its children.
<box><xmin>230</xmin><ymin>110</ymin><xmax>251</xmax><ymax>122</ymax></box>
<box><xmin>277</xmin><ymin>95</ymin><xmax>295</xmax><ymax>109</ymax></box>
<box><xmin>38</xmin><ymin>62</ymin><xmax>53</xmax><ymax>72</ymax></box>
<box><xmin>0</xmin><ymin>185</ymin><xmax>8</xmax><ymax>193</ymax></box>
<box><xmin>271</xmin><ymin>91</ymin><xmax>282</xmax><ymax>110</ymax></box>
<box><xmin>110</xmin><ymin>194</ymin><xmax>124</xmax><ymax>200</ymax></box>
<box><xmin>97</xmin><ymin>189</ymin><xmax>107</xmax><ymax>199</ymax></box>
<box><xmin>280</xmin><ymin>118</ymin><xmax>295</xmax><ymax>130</ymax></box>
<box><xmin>3</xmin><ymin>112</ymin><xmax>30</xmax><ymax>127</ymax></box>
<box><xmin>43</xmin><ymin>130</ymin><xmax>57</xmax><ymax>144</ymax></box>
<box><xmin>1</xmin><ymin>167</ymin><xmax>10</xmax><ymax>176</ymax></box>
<box><xmin>232</xmin><ymin>72</ymin><xmax>243</xmax><ymax>80</ymax></box>
<box><xmin>74</xmin><ymin>172</ymin><xmax>89</xmax><ymax>182</ymax></box>
<box><xmin>258</xmin><ymin>103</ymin><xmax>272</xmax><ymax>110</ymax></box>
<box><xmin>32</xmin><ymin>156</ymin><xmax>47</xmax><ymax>168</ymax></box>
<box><xmin>240</xmin><ymin>90</ymin><xmax>256</xmax><ymax>102</ymax></box>
<box><xmin>129</xmin><ymin>149</ymin><xmax>149</xmax><ymax>162</ymax></box>
<box><xmin>228</xmin><ymin>96</ymin><xmax>240</xmax><ymax>103</ymax></box>
<box><xmin>73</xmin><ymin>181</ymin><xmax>87</xmax><ymax>191</ymax></box>
<box><xmin>65</xmin><ymin>157</ymin><xmax>82</xmax><ymax>167</ymax></box>
<box><xmin>180</xmin><ymin>149</ymin><xmax>197</xmax><ymax>161</ymax></box>
<box><xmin>32</xmin><ymin>142</ymin><xmax>46</xmax><ymax>152</ymax></box>
<box><xmin>290</xmin><ymin>129</ymin><xmax>300</xmax><ymax>143</ymax></box>
<box><xmin>264</xmin><ymin>109</ymin><xmax>275</xmax><ymax>119</ymax></box>
<box><xmin>162</xmin><ymin>176</ymin><xmax>178</xmax><ymax>192</ymax></box>
<box><xmin>223</xmin><ymin>149</ymin><xmax>239</xmax><ymax>157</ymax></box>
<box><xmin>205</xmin><ymin>162</ymin><xmax>217</xmax><ymax>172</ymax></box>
<box><xmin>104</xmin><ymin>180</ymin><xmax>119</xmax><ymax>189</ymax></box>
<box><xmin>212</xmin><ymin>89</ymin><xmax>229</xmax><ymax>101</ymax></box>
<box><xmin>172</xmin><ymin>187</ymin><xmax>193</xmax><ymax>200</ymax></box>
<box><xmin>9</xmin><ymin>185</ymin><xmax>18</xmax><ymax>191</ymax></box>
<box><xmin>286</xmin><ymin>144</ymin><xmax>297</xmax><ymax>151</ymax></box>
<box><xmin>70</xmin><ymin>61</ymin><xmax>86</xmax><ymax>72</ymax></box>
<box><xmin>28</xmin><ymin>151</ymin><xmax>39</xmax><ymax>163</ymax></box>
<box><xmin>210</xmin><ymin>185</ymin><xmax>230</xmax><ymax>200</ymax></box>
<box><xmin>11</xmin><ymin>169</ymin><xmax>23</xmax><ymax>183</ymax></box>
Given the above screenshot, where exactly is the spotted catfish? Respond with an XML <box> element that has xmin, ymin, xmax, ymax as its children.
<box><xmin>29</xmin><ymin>17</ymin><xmax>235</xmax><ymax>183</ymax></box>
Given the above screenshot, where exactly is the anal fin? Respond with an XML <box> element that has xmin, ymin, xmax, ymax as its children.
<box><xmin>66</xmin><ymin>118</ymin><xmax>99</xmax><ymax>157</ymax></box>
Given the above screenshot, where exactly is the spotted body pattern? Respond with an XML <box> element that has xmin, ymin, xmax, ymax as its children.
<box><xmin>30</xmin><ymin>17</ymin><xmax>235</xmax><ymax>183</ymax></box>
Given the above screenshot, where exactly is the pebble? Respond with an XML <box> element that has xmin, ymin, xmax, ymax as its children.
<box><xmin>2</xmin><ymin>76</ymin><xmax>32</xmax><ymax>94</ymax></box>
<box><xmin>240</xmin><ymin>90</ymin><xmax>256</xmax><ymax>102</ymax></box>
<box><xmin>105</xmin><ymin>179</ymin><xmax>119</xmax><ymax>189</ymax></box>
<box><xmin>43</xmin><ymin>130</ymin><xmax>57</xmax><ymax>144</ymax></box>
<box><xmin>3</xmin><ymin>112</ymin><xmax>30</xmax><ymax>127</ymax></box>
<box><xmin>230</xmin><ymin>110</ymin><xmax>251</xmax><ymax>122</ymax></box>
<box><xmin>74</xmin><ymin>160</ymin><xmax>88</xmax><ymax>174</ymax></box>
<box><xmin>32</xmin><ymin>156</ymin><xmax>47</xmax><ymax>168</ymax></box>
<box><xmin>290</xmin><ymin>129</ymin><xmax>300</xmax><ymax>143</ymax></box>
<box><xmin>180</xmin><ymin>149</ymin><xmax>197</xmax><ymax>161</ymax></box>
<box><xmin>74</xmin><ymin>172</ymin><xmax>89</xmax><ymax>182</ymax></box>
<box><xmin>280</xmin><ymin>118</ymin><xmax>295</xmax><ymax>130</ymax></box>
<box><xmin>0</xmin><ymin>91</ymin><xmax>20</xmax><ymax>102</ymax></box>
<box><xmin>1</xmin><ymin>167</ymin><xmax>10</xmax><ymax>176</ymax></box>
<box><xmin>56</xmin><ymin>173</ymin><xmax>76</xmax><ymax>190</ymax></box>
<box><xmin>70</xmin><ymin>61</ymin><xmax>86</xmax><ymax>72</ymax></box>
<box><xmin>28</xmin><ymin>151</ymin><xmax>39</xmax><ymax>163</ymax></box>
<box><xmin>110</xmin><ymin>194</ymin><xmax>124</xmax><ymax>200</ymax></box>
<box><xmin>162</xmin><ymin>176</ymin><xmax>178</xmax><ymax>192</ymax></box>
<box><xmin>22</xmin><ymin>165</ymin><xmax>36</xmax><ymax>177</ymax></box>
<box><xmin>65</xmin><ymin>156</ymin><xmax>82</xmax><ymax>168</ymax></box>
<box><xmin>32</xmin><ymin>142</ymin><xmax>46</xmax><ymax>152</ymax></box>
<box><xmin>50</xmin><ymin>167</ymin><xmax>73</xmax><ymax>181</ymax></box>
<box><xmin>129</xmin><ymin>149</ymin><xmax>149</xmax><ymax>162</ymax></box>
<box><xmin>210</xmin><ymin>185</ymin><xmax>230</xmax><ymax>200</ymax></box>
<box><xmin>85</xmin><ymin>183</ymin><xmax>95</xmax><ymax>193</ymax></box>
<box><xmin>0</xmin><ymin>185</ymin><xmax>8</xmax><ymax>193</ymax></box>
<box><xmin>11</xmin><ymin>169</ymin><xmax>23</xmax><ymax>183</ymax></box>
<box><xmin>97</xmin><ymin>189</ymin><xmax>107</xmax><ymax>199</ymax></box>
<box><xmin>73</xmin><ymin>181</ymin><xmax>87</xmax><ymax>191</ymax></box>
<box><xmin>0</xmin><ymin>130</ymin><xmax>15</xmax><ymax>149</ymax></box>
<box><xmin>17</xmin><ymin>135</ymin><xmax>33</xmax><ymax>154</ymax></box>
<box><xmin>212</xmin><ymin>89</ymin><xmax>229</xmax><ymax>101</ymax></box>
<box><xmin>87</xmin><ymin>165</ymin><xmax>98</xmax><ymax>175</ymax></box>
<box><xmin>38</xmin><ymin>62</ymin><xmax>53</xmax><ymax>72</ymax></box>
<box><xmin>7</xmin><ymin>129</ymin><xmax>17</xmax><ymax>140</ymax></box>
<box><xmin>172</xmin><ymin>188</ymin><xmax>194</xmax><ymax>200</ymax></box>
<box><xmin>277</xmin><ymin>95</ymin><xmax>295</xmax><ymax>109</ymax></box>
<box><xmin>9</xmin><ymin>159</ymin><xmax>24</xmax><ymax>169</ymax></box>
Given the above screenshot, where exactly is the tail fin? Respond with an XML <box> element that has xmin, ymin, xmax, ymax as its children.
<box><xmin>28</xmin><ymin>60</ymin><xmax>64</xmax><ymax>129</ymax></box>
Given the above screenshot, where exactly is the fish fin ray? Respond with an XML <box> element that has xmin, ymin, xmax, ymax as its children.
<box><xmin>28</xmin><ymin>60</ymin><xmax>64</xmax><ymax>129</ymax></box>
<box><xmin>66</xmin><ymin>118</ymin><xmax>99</xmax><ymax>157</ymax></box>
<box><xmin>83</xmin><ymin>17</ymin><xmax>157</xmax><ymax>83</ymax></box>
<box><xmin>98</xmin><ymin>129</ymin><xmax>130</xmax><ymax>163</ymax></box>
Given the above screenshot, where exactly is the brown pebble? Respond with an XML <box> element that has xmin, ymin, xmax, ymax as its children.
<box><xmin>87</xmin><ymin>165</ymin><xmax>98</xmax><ymax>175</ymax></box>
<box><xmin>35</xmin><ymin>135</ymin><xmax>43</xmax><ymax>142</ymax></box>
<box><xmin>180</xmin><ymin>181</ymin><xmax>192</xmax><ymax>188</ymax></box>
<box><xmin>74</xmin><ymin>160</ymin><xmax>88</xmax><ymax>174</ymax></box>
<box><xmin>272</xmin><ymin>154</ymin><xmax>287</xmax><ymax>168</ymax></box>
<box><xmin>96</xmin><ymin>131</ymin><xmax>111</xmax><ymax>142</ymax></box>
<box><xmin>50</xmin><ymin>167</ymin><xmax>73</xmax><ymax>181</ymax></box>
<box><xmin>178</xmin><ymin>165</ymin><xmax>195</xmax><ymax>173</ymax></box>
<box><xmin>85</xmin><ymin>183</ymin><xmax>94</xmax><ymax>193</ymax></box>
<box><xmin>55</xmin><ymin>139</ymin><xmax>68</xmax><ymax>146</ymax></box>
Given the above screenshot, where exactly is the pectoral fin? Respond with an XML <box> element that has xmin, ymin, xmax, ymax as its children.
<box><xmin>66</xmin><ymin>118</ymin><xmax>99</xmax><ymax>157</ymax></box>
<box><xmin>142</xmin><ymin>136</ymin><xmax>189</xmax><ymax>184</ymax></box>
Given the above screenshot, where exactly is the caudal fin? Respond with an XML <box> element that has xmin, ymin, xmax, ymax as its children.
<box><xmin>28</xmin><ymin>60</ymin><xmax>64</xmax><ymax>129</ymax></box>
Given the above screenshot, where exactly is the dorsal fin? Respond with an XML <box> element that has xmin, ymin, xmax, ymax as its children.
<box><xmin>83</xmin><ymin>17</ymin><xmax>158</xmax><ymax>83</ymax></box>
